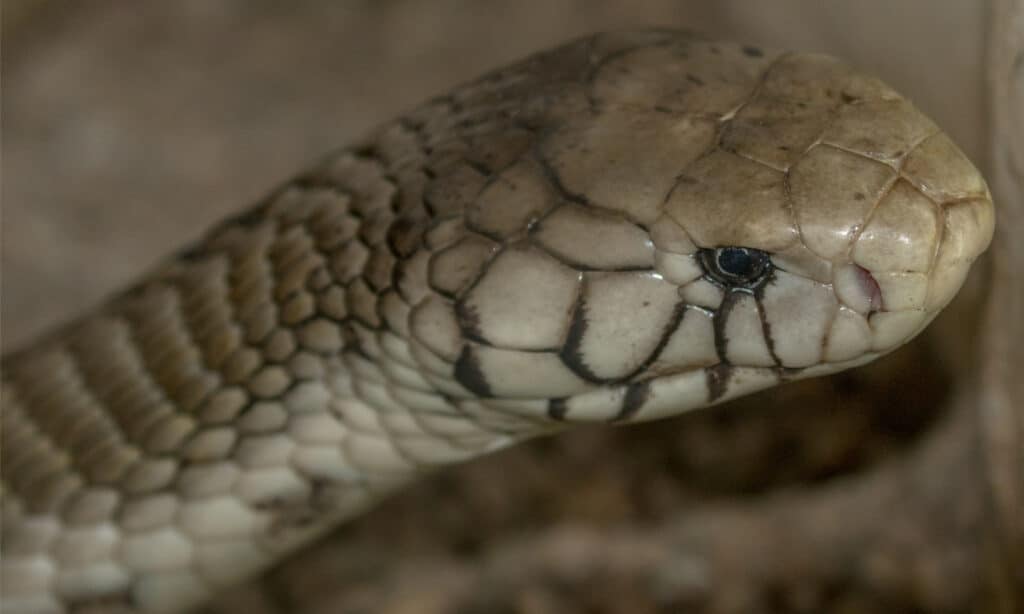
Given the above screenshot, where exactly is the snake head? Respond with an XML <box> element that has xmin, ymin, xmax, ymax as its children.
<box><xmin>402</xmin><ymin>31</ymin><xmax>994</xmax><ymax>424</ymax></box>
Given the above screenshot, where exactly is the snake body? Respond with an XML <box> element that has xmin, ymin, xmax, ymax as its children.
<box><xmin>0</xmin><ymin>30</ymin><xmax>995</xmax><ymax>613</ymax></box>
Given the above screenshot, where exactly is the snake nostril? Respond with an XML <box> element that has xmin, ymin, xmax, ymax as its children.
<box><xmin>854</xmin><ymin>264</ymin><xmax>883</xmax><ymax>312</ymax></box>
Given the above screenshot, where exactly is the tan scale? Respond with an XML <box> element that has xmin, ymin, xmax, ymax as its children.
<box><xmin>1</xmin><ymin>29</ymin><xmax>994</xmax><ymax>614</ymax></box>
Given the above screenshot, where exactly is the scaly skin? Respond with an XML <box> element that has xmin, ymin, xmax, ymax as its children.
<box><xmin>0</xmin><ymin>30</ymin><xmax>994</xmax><ymax>613</ymax></box>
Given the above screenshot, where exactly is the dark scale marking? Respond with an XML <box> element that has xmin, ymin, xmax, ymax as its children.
<box><xmin>532</xmin><ymin>138</ymin><xmax>599</xmax><ymax>211</ymax></box>
<box><xmin>340</xmin><ymin>322</ymin><xmax>362</xmax><ymax>353</ymax></box>
<box><xmin>454</xmin><ymin>300</ymin><xmax>489</xmax><ymax>345</ymax></box>
<box><xmin>633</xmin><ymin>301</ymin><xmax>689</xmax><ymax>377</ymax></box>
<box><xmin>686</xmin><ymin>73</ymin><xmax>704</xmax><ymax>86</ymax></box>
<box><xmin>742</xmin><ymin>45</ymin><xmax>764</xmax><ymax>58</ymax></box>
<box><xmin>711</xmin><ymin>290</ymin><xmax>741</xmax><ymax>363</ymax></box>
<box><xmin>454</xmin><ymin>346</ymin><xmax>492</xmax><ymax>397</ymax></box>
<box><xmin>343</xmin><ymin>295</ymin><xmax>382</xmax><ymax>332</ymax></box>
<box><xmin>420</xmin><ymin>188</ymin><xmax>440</xmax><ymax>218</ymax></box>
<box><xmin>706</xmin><ymin>363</ymin><xmax>734</xmax><ymax>402</ymax></box>
<box><xmin>558</xmin><ymin>290</ymin><xmax>604</xmax><ymax>383</ymax></box>
<box><xmin>547</xmin><ymin>398</ymin><xmax>568</xmax><ymax>421</ymax></box>
<box><xmin>386</xmin><ymin>216</ymin><xmax>424</xmax><ymax>259</ymax></box>
<box><xmin>753</xmin><ymin>273</ymin><xmax>783</xmax><ymax>367</ymax></box>
<box><xmin>390</xmin><ymin>260</ymin><xmax>413</xmax><ymax>304</ymax></box>
<box><xmin>362</xmin><ymin>255</ymin><xmax>396</xmax><ymax>296</ymax></box>
<box><xmin>428</xmin><ymin>276</ymin><xmax>459</xmax><ymax>302</ymax></box>
<box><xmin>371</xmin><ymin>292</ymin><xmax>396</xmax><ymax>334</ymax></box>
<box><xmin>614</xmin><ymin>380</ymin><xmax>651</xmax><ymax>421</ymax></box>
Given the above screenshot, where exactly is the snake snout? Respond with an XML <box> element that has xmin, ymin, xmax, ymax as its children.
<box><xmin>831</xmin><ymin>133</ymin><xmax>996</xmax><ymax>355</ymax></box>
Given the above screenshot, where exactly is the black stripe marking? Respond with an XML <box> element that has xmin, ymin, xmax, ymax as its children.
<box><xmin>706</xmin><ymin>363</ymin><xmax>733</xmax><ymax>402</ymax></box>
<box><xmin>614</xmin><ymin>380</ymin><xmax>651</xmax><ymax>422</ymax></box>
<box><xmin>547</xmin><ymin>398</ymin><xmax>568</xmax><ymax>421</ymax></box>
<box><xmin>752</xmin><ymin>272</ymin><xmax>782</xmax><ymax>367</ymax></box>
<box><xmin>638</xmin><ymin>301</ymin><xmax>690</xmax><ymax>372</ymax></box>
<box><xmin>712</xmin><ymin>289</ymin><xmax>741</xmax><ymax>364</ymax></box>
<box><xmin>558</xmin><ymin>288</ymin><xmax>604</xmax><ymax>383</ymax></box>
<box><xmin>453</xmin><ymin>345</ymin><xmax>492</xmax><ymax>397</ymax></box>
<box><xmin>454</xmin><ymin>300</ymin><xmax>490</xmax><ymax>346</ymax></box>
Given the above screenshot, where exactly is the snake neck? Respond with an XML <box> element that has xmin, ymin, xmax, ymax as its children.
<box><xmin>0</xmin><ymin>112</ymin><xmax>553</xmax><ymax>608</ymax></box>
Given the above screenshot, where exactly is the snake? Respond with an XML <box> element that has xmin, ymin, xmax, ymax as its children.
<box><xmin>0</xmin><ymin>29</ymin><xmax>996</xmax><ymax>613</ymax></box>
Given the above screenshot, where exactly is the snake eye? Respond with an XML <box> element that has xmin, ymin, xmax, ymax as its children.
<box><xmin>699</xmin><ymin>246</ymin><xmax>771</xmax><ymax>287</ymax></box>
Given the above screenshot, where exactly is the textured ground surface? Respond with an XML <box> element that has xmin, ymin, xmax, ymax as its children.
<box><xmin>3</xmin><ymin>2</ymin><xmax>1005</xmax><ymax>613</ymax></box>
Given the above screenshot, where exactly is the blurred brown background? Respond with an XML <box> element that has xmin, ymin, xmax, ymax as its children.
<box><xmin>4</xmin><ymin>2</ymin><xmax>1018</xmax><ymax>613</ymax></box>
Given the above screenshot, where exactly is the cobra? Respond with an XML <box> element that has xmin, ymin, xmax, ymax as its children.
<box><xmin>0</xmin><ymin>30</ymin><xmax>995</xmax><ymax>613</ymax></box>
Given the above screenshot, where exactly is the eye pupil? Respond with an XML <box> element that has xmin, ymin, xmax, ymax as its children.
<box><xmin>699</xmin><ymin>246</ymin><xmax>771</xmax><ymax>287</ymax></box>
<box><xmin>717</xmin><ymin>247</ymin><xmax>754</xmax><ymax>277</ymax></box>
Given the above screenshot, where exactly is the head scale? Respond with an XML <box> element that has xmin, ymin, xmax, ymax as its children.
<box><xmin>397</xmin><ymin>30</ymin><xmax>994</xmax><ymax>425</ymax></box>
